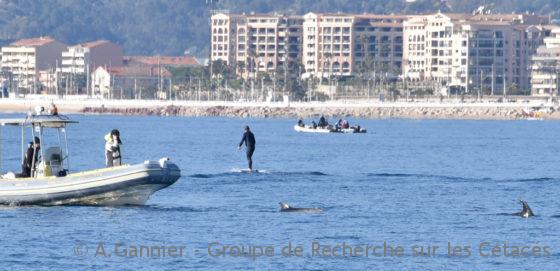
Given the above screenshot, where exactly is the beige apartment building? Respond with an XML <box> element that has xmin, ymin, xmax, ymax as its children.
<box><xmin>212</xmin><ymin>11</ymin><xmax>554</xmax><ymax>95</ymax></box>
<box><xmin>1</xmin><ymin>37</ymin><xmax>67</xmax><ymax>90</ymax></box>
<box><xmin>403</xmin><ymin>12</ymin><xmax>549</xmax><ymax>95</ymax></box>
<box><xmin>211</xmin><ymin>12</ymin><xmax>408</xmax><ymax>80</ymax></box>
<box><xmin>61</xmin><ymin>40</ymin><xmax>123</xmax><ymax>74</ymax></box>
<box><xmin>211</xmin><ymin>12</ymin><xmax>303</xmax><ymax>78</ymax></box>
<box><xmin>302</xmin><ymin>13</ymin><xmax>406</xmax><ymax>79</ymax></box>
<box><xmin>531</xmin><ymin>26</ymin><xmax>560</xmax><ymax>96</ymax></box>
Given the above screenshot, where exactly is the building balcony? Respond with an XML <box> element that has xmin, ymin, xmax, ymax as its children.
<box><xmin>61</xmin><ymin>60</ymin><xmax>86</xmax><ymax>66</ymax></box>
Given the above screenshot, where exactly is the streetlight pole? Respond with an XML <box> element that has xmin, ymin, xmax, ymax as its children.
<box><xmin>491</xmin><ymin>63</ymin><xmax>494</xmax><ymax>96</ymax></box>
<box><xmin>479</xmin><ymin>70</ymin><xmax>482</xmax><ymax>102</ymax></box>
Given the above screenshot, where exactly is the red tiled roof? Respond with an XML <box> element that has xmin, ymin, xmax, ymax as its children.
<box><xmin>124</xmin><ymin>55</ymin><xmax>200</xmax><ymax>66</ymax></box>
<box><xmin>306</xmin><ymin>12</ymin><xmax>355</xmax><ymax>17</ymax></box>
<box><xmin>10</xmin><ymin>37</ymin><xmax>56</xmax><ymax>47</ymax></box>
<box><xmin>81</xmin><ymin>40</ymin><xmax>111</xmax><ymax>49</ymax></box>
<box><xmin>105</xmin><ymin>66</ymin><xmax>171</xmax><ymax>77</ymax></box>
<box><xmin>355</xmin><ymin>14</ymin><xmax>409</xmax><ymax>20</ymax></box>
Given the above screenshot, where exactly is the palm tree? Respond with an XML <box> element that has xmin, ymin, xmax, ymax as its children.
<box><xmin>358</xmin><ymin>34</ymin><xmax>368</xmax><ymax>97</ymax></box>
<box><xmin>246</xmin><ymin>48</ymin><xmax>257</xmax><ymax>100</ymax></box>
<box><xmin>323</xmin><ymin>52</ymin><xmax>333</xmax><ymax>100</ymax></box>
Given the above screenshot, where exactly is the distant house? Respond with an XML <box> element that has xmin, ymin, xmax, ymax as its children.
<box><xmin>91</xmin><ymin>65</ymin><xmax>172</xmax><ymax>99</ymax></box>
<box><xmin>1</xmin><ymin>37</ymin><xmax>67</xmax><ymax>91</ymax></box>
<box><xmin>61</xmin><ymin>40</ymin><xmax>123</xmax><ymax>74</ymax></box>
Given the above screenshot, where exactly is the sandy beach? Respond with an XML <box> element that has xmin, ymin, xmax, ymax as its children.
<box><xmin>0</xmin><ymin>96</ymin><xmax>558</xmax><ymax>120</ymax></box>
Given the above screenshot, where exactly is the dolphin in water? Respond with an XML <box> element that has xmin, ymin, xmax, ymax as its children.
<box><xmin>279</xmin><ymin>202</ymin><xmax>322</xmax><ymax>213</ymax></box>
<box><xmin>513</xmin><ymin>200</ymin><xmax>535</xmax><ymax>218</ymax></box>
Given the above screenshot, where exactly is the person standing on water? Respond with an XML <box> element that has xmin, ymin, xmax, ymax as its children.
<box><xmin>238</xmin><ymin>126</ymin><xmax>256</xmax><ymax>171</ymax></box>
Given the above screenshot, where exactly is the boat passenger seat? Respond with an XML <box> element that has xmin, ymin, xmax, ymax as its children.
<box><xmin>44</xmin><ymin>147</ymin><xmax>63</xmax><ymax>166</ymax></box>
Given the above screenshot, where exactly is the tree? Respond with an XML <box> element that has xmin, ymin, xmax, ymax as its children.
<box><xmin>0</xmin><ymin>0</ymin><xmax>558</xmax><ymax>57</ymax></box>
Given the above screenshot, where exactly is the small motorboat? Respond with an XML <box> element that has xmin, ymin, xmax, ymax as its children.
<box><xmin>0</xmin><ymin>113</ymin><xmax>181</xmax><ymax>206</ymax></box>
<box><xmin>293</xmin><ymin>124</ymin><xmax>333</xmax><ymax>133</ymax></box>
<box><xmin>339</xmin><ymin>127</ymin><xmax>367</xmax><ymax>134</ymax></box>
<box><xmin>293</xmin><ymin>124</ymin><xmax>366</xmax><ymax>134</ymax></box>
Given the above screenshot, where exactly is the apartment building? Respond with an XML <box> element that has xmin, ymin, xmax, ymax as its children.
<box><xmin>210</xmin><ymin>12</ymin><xmax>407</xmax><ymax>79</ymax></box>
<box><xmin>302</xmin><ymin>13</ymin><xmax>406</xmax><ymax>79</ymax></box>
<box><xmin>211</xmin><ymin>12</ymin><xmax>303</xmax><ymax>78</ymax></box>
<box><xmin>403</xmin><ymin>12</ymin><xmax>549</xmax><ymax>94</ymax></box>
<box><xmin>61</xmin><ymin>40</ymin><xmax>123</xmax><ymax>74</ymax></box>
<box><xmin>531</xmin><ymin>26</ymin><xmax>560</xmax><ymax>96</ymax></box>
<box><xmin>212</xmin><ymin>11</ymin><xmax>552</xmax><ymax>93</ymax></box>
<box><xmin>211</xmin><ymin>13</ymin><xmax>242</xmax><ymax>65</ymax></box>
<box><xmin>1</xmin><ymin>37</ymin><xmax>67</xmax><ymax>90</ymax></box>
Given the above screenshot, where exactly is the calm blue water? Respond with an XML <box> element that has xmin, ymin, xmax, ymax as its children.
<box><xmin>0</xmin><ymin>115</ymin><xmax>559</xmax><ymax>270</ymax></box>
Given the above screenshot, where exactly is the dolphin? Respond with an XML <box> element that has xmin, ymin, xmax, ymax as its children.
<box><xmin>279</xmin><ymin>202</ymin><xmax>322</xmax><ymax>213</ymax></box>
<box><xmin>513</xmin><ymin>200</ymin><xmax>535</xmax><ymax>218</ymax></box>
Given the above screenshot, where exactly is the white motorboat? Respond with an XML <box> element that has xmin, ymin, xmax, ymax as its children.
<box><xmin>0</xmin><ymin>113</ymin><xmax>180</xmax><ymax>206</ymax></box>
<box><xmin>293</xmin><ymin>124</ymin><xmax>367</xmax><ymax>134</ymax></box>
<box><xmin>293</xmin><ymin>125</ymin><xmax>333</xmax><ymax>133</ymax></box>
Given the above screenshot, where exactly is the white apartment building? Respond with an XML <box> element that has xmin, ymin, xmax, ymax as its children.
<box><xmin>531</xmin><ymin>27</ymin><xmax>560</xmax><ymax>96</ymax></box>
<box><xmin>211</xmin><ymin>13</ymin><xmax>242</xmax><ymax>65</ymax></box>
<box><xmin>403</xmin><ymin>13</ymin><xmax>549</xmax><ymax>95</ymax></box>
<box><xmin>1</xmin><ymin>37</ymin><xmax>67</xmax><ymax>90</ymax></box>
<box><xmin>61</xmin><ymin>40</ymin><xmax>123</xmax><ymax>74</ymax></box>
<box><xmin>302</xmin><ymin>13</ymin><xmax>354</xmax><ymax>78</ymax></box>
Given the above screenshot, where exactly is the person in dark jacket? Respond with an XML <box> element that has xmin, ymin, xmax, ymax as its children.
<box><xmin>297</xmin><ymin>118</ymin><xmax>305</xmax><ymax>127</ymax></box>
<box><xmin>238</xmin><ymin>126</ymin><xmax>256</xmax><ymax>171</ymax></box>
<box><xmin>318</xmin><ymin>115</ymin><xmax>328</xmax><ymax>128</ymax></box>
<box><xmin>21</xmin><ymin>137</ymin><xmax>40</xmax><ymax>177</ymax></box>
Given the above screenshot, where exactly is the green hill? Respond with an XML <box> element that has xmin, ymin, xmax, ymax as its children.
<box><xmin>0</xmin><ymin>0</ymin><xmax>558</xmax><ymax>57</ymax></box>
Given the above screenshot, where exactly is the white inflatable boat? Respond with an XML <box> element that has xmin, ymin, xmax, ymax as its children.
<box><xmin>0</xmin><ymin>114</ymin><xmax>181</xmax><ymax>206</ymax></box>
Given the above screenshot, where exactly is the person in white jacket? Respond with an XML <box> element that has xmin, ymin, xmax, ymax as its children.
<box><xmin>105</xmin><ymin>129</ymin><xmax>122</xmax><ymax>167</ymax></box>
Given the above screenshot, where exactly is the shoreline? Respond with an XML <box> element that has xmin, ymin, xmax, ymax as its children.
<box><xmin>0</xmin><ymin>98</ymin><xmax>558</xmax><ymax>120</ymax></box>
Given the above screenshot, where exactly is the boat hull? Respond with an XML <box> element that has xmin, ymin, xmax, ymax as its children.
<box><xmin>293</xmin><ymin>125</ymin><xmax>366</xmax><ymax>133</ymax></box>
<box><xmin>0</xmin><ymin>159</ymin><xmax>181</xmax><ymax>206</ymax></box>
<box><xmin>293</xmin><ymin>125</ymin><xmax>332</xmax><ymax>133</ymax></box>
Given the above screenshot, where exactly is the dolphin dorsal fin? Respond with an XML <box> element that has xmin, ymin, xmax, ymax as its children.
<box><xmin>520</xmin><ymin>200</ymin><xmax>534</xmax><ymax>217</ymax></box>
<box><xmin>279</xmin><ymin>202</ymin><xmax>290</xmax><ymax>210</ymax></box>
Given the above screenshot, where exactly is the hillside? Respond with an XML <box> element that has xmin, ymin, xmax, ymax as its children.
<box><xmin>0</xmin><ymin>0</ymin><xmax>558</xmax><ymax>57</ymax></box>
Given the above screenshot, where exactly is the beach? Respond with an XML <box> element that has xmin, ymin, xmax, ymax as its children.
<box><xmin>0</xmin><ymin>96</ymin><xmax>558</xmax><ymax>120</ymax></box>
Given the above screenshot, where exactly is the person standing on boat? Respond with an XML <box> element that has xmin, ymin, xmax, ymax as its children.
<box><xmin>48</xmin><ymin>102</ymin><xmax>58</xmax><ymax>115</ymax></box>
<box><xmin>238</xmin><ymin>126</ymin><xmax>256</xmax><ymax>171</ymax></box>
<box><xmin>105</xmin><ymin>129</ymin><xmax>122</xmax><ymax>167</ymax></box>
<box><xmin>318</xmin><ymin>115</ymin><xmax>328</xmax><ymax>128</ymax></box>
<box><xmin>335</xmin><ymin>119</ymin><xmax>343</xmax><ymax>130</ymax></box>
<box><xmin>21</xmin><ymin>137</ymin><xmax>40</xmax><ymax>178</ymax></box>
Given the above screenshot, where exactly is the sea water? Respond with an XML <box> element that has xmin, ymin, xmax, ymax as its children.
<box><xmin>0</xmin><ymin>115</ymin><xmax>559</xmax><ymax>270</ymax></box>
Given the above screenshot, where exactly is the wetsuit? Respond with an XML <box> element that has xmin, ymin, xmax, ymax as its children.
<box><xmin>318</xmin><ymin>116</ymin><xmax>327</xmax><ymax>128</ymax></box>
<box><xmin>238</xmin><ymin>131</ymin><xmax>256</xmax><ymax>170</ymax></box>
<box><xmin>21</xmin><ymin>144</ymin><xmax>39</xmax><ymax>177</ymax></box>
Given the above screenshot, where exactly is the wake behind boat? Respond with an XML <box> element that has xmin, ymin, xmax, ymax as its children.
<box><xmin>0</xmin><ymin>112</ymin><xmax>181</xmax><ymax>206</ymax></box>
